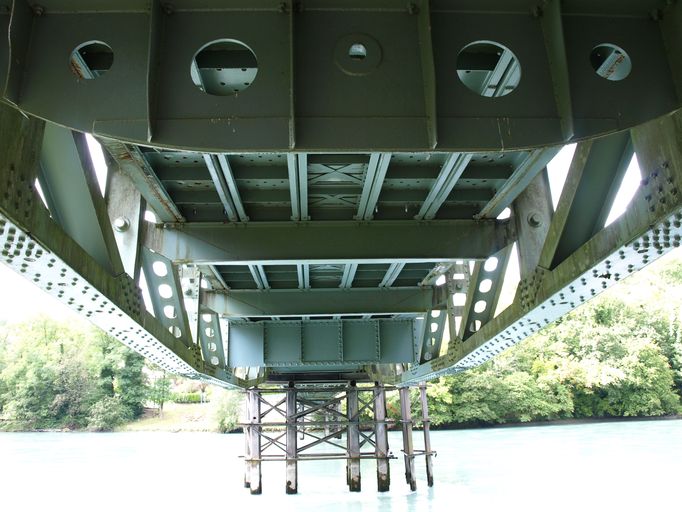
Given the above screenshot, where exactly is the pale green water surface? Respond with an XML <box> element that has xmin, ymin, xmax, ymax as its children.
<box><xmin>1</xmin><ymin>420</ymin><xmax>681</xmax><ymax>512</ymax></box>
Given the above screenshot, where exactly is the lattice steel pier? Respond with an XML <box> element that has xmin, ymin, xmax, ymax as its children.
<box><xmin>241</xmin><ymin>383</ymin><xmax>434</xmax><ymax>494</ymax></box>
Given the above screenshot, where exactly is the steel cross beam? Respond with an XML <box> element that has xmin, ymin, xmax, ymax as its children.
<box><xmin>204</xmin><ymin>287</ymin><xmax>432</xmax><ymax>318</ymax></box>
<box><xmin>143</xmin><ymin>220</ymin><xmax>513</xmax><ymax>265</ymax></box>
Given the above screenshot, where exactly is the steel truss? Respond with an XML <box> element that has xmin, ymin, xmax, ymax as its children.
<box><xmin>242</xmin><ymin>383</ymin><xmax>434</xmax><ymax>494</ymax></box>
<box><xmin>1</xmin><ymin>2</ymin><xmax>682</xmax><ymax>395</ymax></box>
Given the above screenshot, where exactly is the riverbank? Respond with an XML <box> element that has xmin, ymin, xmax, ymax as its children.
<box><xmin>432</xmin><ymin>413</ymin><xmax>682</xmax><ymax>432</ymax></box>
<box><xmin>4</xmin><ymin>404</ymin><xmax>681</xmax><ymax>433</ymax></box>
<box><xmin>119</xmin><ymin>402</ymin><xmax>220</xmax><ymax>432</ymax></box>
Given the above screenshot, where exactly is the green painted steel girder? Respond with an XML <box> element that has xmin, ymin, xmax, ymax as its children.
<box><xmin>144</xmin><ymin>220</ymin><xmax>513</xmax><ymax>265</ymax></box>
<box><xmin>229</xmin><ymin>318</ymin><xmax>416</xmax><ymax>368</ymax></box>
<box><xmin>401</xmin><ymin>111</ymin><xmax>682</xmax><ymax>385</ymax></box>
<box><xmin>203</xmin><ymin>287</ymin><xmax>433</xmax><ymax>318</ymax></box>
<box><xmin>1</xmin><ymin>1</ymin><xmax>680</xmax><ymax>152</ymax></box>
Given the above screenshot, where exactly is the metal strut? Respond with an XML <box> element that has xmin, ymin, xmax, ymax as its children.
<box><xmin>239</xmin><ymin>384</ymin><xmax>435</xmax><ymax>493</ymax></box>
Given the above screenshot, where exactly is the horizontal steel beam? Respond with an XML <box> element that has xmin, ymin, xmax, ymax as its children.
<box><xmin>229</xmin><ymin>319</ymin><xmax>415</xmax><ymax>367</ymax></box>
<box><xmin>1</xmin><ymin>2</ymin><xmax>678</xmax><ymax>151</ymax></box>
<box><xmin>204</xmin><ymin>287</ymin><xmax>433</xmax><ymax>317</ymax></box>
<box><xmin>144</xmin><ymin>220</ymin><xmax>513</xmax><ymax>264</ymax></box>
<box><xmin>153</xmin><ymin>162</ymin><xmax>514</xmax><ymax>183</ymax></box>
<box><xmin>168</xmin><ymin>187</ymin><xmax>494</xmax><ymax>205</ymax></box>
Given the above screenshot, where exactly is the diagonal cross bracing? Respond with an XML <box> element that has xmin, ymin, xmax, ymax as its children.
<box><xmin>287</xmin><ymin>154</ymin><xmax>309</xmax><ymax>221</ymax></box>
<box><xmin>356</xmin><ymin>153</ymin><xmax>392</xmax><ymax>220</ymax></box>
<box><xmin>248</xmin><ymin>264</ymin><xmax>270</xmax><ymax>289</ymax></box>
<box><xmin>415</xmin><ymin>153</ymin><xmax>473</xmax><ymax>220</ymax></box>
<box><xmin>203</xmin><ymin>154</ymin><xmax>248</xmax><ymax>222</ymax></box>
<box><xmin>378</xmin><ymin>262</ymin><xmax>405</xmax><ymax>288</ymax></box>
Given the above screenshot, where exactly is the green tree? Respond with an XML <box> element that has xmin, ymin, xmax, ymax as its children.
<box><xmin>148</xmin><ymin>372</ymin><xmax>172</xmax><ymax>418</ymax></box>
<box><xmin>213</xmin><ymin>389</ymin><xmax>243</xmax><ymax>433</ymax></box>
<box><xmin>87</xmin><ymin>396</ymin><xmax>133</xmax><ymax>431</ymax></box>
<box><xmin>0</xmin><ymin>317</ymin><xmax>148</xmax><ymax>430</ymax></box>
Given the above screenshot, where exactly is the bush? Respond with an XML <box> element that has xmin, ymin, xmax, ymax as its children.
<box><xmin>87</xmin><ymin>397</ymin><xmax>133</xmax><ymax>431</ymax></box>
<box><xmin>172</xmin><ymin>392</ymin><xmax>204</xmax><ymax>404</ymax></box>
<box><xmin>213</xmin><ymin>390</ymin><xmax>242</xmax><ymax>433</ymax></box>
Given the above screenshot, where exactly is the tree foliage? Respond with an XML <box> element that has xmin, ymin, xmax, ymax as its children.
<box><xmin>420</xmin><ymin>289</ymin><xmax>682</xmax><ymax>427</ymax></box>
<box><xmin>0</xmin><ymin>317</ymin><xmax>147</xmax><ymax>431</ymax></box>
<box><xmin>213</xmin><ymin>389</ymin><xmax>243</xmax><ymax>433</ymax></box>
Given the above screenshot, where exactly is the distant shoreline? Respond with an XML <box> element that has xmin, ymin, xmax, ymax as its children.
<box><xmin>3</xmin><ymin>413</ymin><xmax>682</xmax><ymax>434</ymax></box>
<box><xmin>428</xmin><ymin>414</ymin><xmax>682</xmax><ymax>432</ymax></box>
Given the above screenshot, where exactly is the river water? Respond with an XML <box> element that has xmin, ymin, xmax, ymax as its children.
<box><xmin>1</xmin><ymin>419</ymin><xmax>681</xmax><ymax>512</ymax></box>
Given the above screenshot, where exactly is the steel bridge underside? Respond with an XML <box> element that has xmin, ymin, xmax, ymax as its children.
<box><xmin>3</xmin><ymin>1</ymin><xmax>682</xmax><ymax>388</ymax></box>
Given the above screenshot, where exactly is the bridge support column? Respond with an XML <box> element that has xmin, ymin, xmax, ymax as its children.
<box><xmin>399</xmin><ymin>386</ymin><xmax>417</xmax><ymax>491</ymax></box>
<box><xmin>285</xmin><ymin>385</ymin><xmax>298</xmax><ymax>494</ymax></box>
<box><xmin>243</xmin><ymin>392</ymin><xmax>251</xmax><ymax>489</ymax></box>
<box><xmin>373</xmin><ymin>383</ymin><xmax>390</xmax><ymax>492</ymax></box>
<box><xmin>419</xmin><ymin>383</ymin><xmax>434</xmax><ymax>487</ymax></box>
<box><xmin>248</xmin><ymin>389</ymin><xmax>262</xmax><ymax>495</ymax></box>
<box><xmin>347</xmin><ymin>382</ymin><xmax>361</xmax><ymax>492</ymax></box>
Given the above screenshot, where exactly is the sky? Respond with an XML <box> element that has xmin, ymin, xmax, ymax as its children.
<box><xmin>0</xmin><ymin>141</ymin><xmax>659</xmax><ymax>323</ymax></box>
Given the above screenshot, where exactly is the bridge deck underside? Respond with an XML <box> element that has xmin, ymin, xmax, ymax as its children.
<box><xmin>2</xmin><ymin>0</ymin><xmax>682</xmax><ymax>387</ymax></box>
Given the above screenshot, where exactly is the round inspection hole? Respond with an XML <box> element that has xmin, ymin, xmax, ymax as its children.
<box><xmin>208</xmin><ymin>342</ymin><xmax>218</xmax><ymax>352</ymax></box>
<box><xmin>169</xmin><ymin>326</ymin><xmax>182</xmax><ymax>338</ymax></box>
<box><xmin>191</xmin><ymin>39</ymin><xmax>258</xmax><ymax>96</ymax></box>
<box><xmin>152</xmin><ymin>260</ymin><xmax>168</xmax><ymax>277</ymax></box>
<box><xmin>163</xmin><ymin>305</ymin><xmax>177</xmax><ymax>319</ymax></box>
<box><xmin>158</xmin><ymin>284</ymin><xmax>173</xmax><ymax>299</ymax></box>
<box><xmin>483</xmin><ymin>257</ymin><xmax>499</xmax><ymax>272</ymax></box>
<box><xmin>201</xmin><ymin>313</ymin><xmax>213</xmax><ymax>323</ymax></box>
<box><xmin>348</xmin><ymin>43</ymin><xmax>367</xmax><ymax>60</ymax></box>
<box><xmin>334</xmin><ymin>34</ymin><xmax>382</xmax><ymax>76</ymax></box>
<box><xmin>70</xmin><ymin>41</ymin><xmax>113</xmax><ymax>79</ymax></box>
<box><xmin>210</xmin><ymin>356</ymin><xmax>220</xmax><ymax>366</ymax></box>
<box><xmin>474</xmin><ymin>300</ymin><xmax>487</xmax><ymax>314</ymax></box>
<box><xmin>456</xmin><ymin>41</ymin><xmax>521</xmax><ymax>97</ymax></box>
<box><xmin>590</xmin><ymin>44</ymin><xmax>631</xmax><ymax>81</ymax></box>
<box><xmin>205</xmin><ymin>327</ymin><xmax>215</xmax><ymax>338</ymax></box>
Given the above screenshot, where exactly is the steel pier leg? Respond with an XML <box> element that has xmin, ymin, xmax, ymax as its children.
<box><xmin>347</xmin><ymin>382</ymin><xmax>361</xmax><ymax>492</ymax></box>
<box><xmin>286</xmin><ymin>385</ymin><xmax>298</xmax><ymax>494</ymax></box>
<box><xmin>243</xmin><ymin>392</ymin><xmax>251</xmax><ymax>489</ymax></box>
<box><xmin>248</xmin><ymin>389</ymin><xmax>262</xmax><ymax>495</ymax></box>
<box><xmin>419</xmin><ymin>383</ymin><xmax>434</xmax><ymax>487</ymax></box>
<box><xmin>373</xmin><ymin>383</ymin><xmax>390</xmax><ymax>492</ymax></box>
<box><xmin>399</xmin><ymin>386</ymin><xmax>416</xmax><ymax>491</ymax></box>
<box><xmin>324</xmin><ymin>412</ymin><xmax>331</xmax><ymax>438</ymax></box>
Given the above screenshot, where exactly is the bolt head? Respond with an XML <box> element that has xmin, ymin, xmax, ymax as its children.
<box><xmin>113</xmin><ymin>216</ymin><xmax>130</xmax><ymax>232</ymax></box>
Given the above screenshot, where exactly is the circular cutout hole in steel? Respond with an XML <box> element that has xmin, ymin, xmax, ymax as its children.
<box><xmin>456</xmin><ymin>41</ymin><xmax>521</xmax><ymax>97</ymax></box>
<box><xmin>70</xmin><ymin>41</ymin><xmax>113</xmax><ymax>79</ymax></box>
<box><xmin>158</xmin><ymin>284</ymin><xmax>173</xmax><ymax>299</ymax></box>
<box><xmin>191</xmin><ymin>39</ymin><xmax>258</xmax><ymax>95</ymax></box>
<box><xmin>348</xmin><ymin>43</ymin><xmax>367</xmax><ymax>60</ymax></box>
<box><xmin>590</xmin><ymin>44</ymin><xmax>631</xmax><ymax>81</ymax></box>
<box><xmin>152</xmin><ymin>261</ymin><xmax>168</xmax><ymax>277</ymax></box>
<box><xmin>334</xmin><ymin>34</ymin><xmax>382</xmax><ymax>76</ymax></box>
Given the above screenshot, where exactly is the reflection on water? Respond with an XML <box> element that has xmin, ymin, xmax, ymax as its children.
<box><xmin>1</xmin><ymin>420</ymin><xmax>681</xmax><ymax>512</ymax></box>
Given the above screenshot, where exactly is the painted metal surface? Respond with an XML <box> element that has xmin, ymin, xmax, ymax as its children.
<box><xmin>1</xmin><ymin>1</ymin><xmax>680</xmax><ymax>151</ymax></box>
<box><xmin>2</xmin><ymin>3</ymin><xmax>682</xmax><ymax>388</ymax></box>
